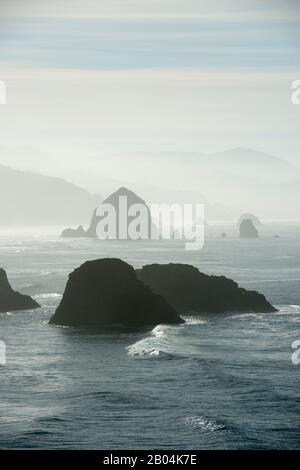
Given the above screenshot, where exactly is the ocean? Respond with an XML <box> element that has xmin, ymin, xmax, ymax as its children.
<box><xmin>0</xmin><ymin>222</ymin><xmax>299</xmax><ymax>449</ymax></box>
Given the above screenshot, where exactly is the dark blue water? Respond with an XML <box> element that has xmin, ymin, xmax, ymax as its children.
<box><xmin>0</xmin><ymin>223</ymin><xmax>300</xmax><ymax>449</ymax></box>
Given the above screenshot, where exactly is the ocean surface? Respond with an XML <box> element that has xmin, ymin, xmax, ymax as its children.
<box><xmin>0</xmin><ymin>223</ymin><xmax>299</xmax><ymax>449</ymax></box>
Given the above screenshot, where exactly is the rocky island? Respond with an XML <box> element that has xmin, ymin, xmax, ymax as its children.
<box><xmin>0</xmin><ymin>268</ymin><xmax>40</xmax><ymax>313</ymax></box>
<box><xmin>61</xmin><ymin>225</ymin><xmax>87</xmax><ymax>238</ymax></box>
<box><xmin>49</xmin><ymin>258</ymin><xmax>183</xmax><ymax>327</ymax></box>
<box><xmin>239</xmin><ymin>218</ymin><xmax>259</xmax><ymax>238</ymax></box>
<box><xmin>60</xmin><ymin>187</ymin><xmax>155</xmax><ymax>239</ymax></box>
<box><xmin>61</xmin><ymin>208</ymin><xmax>99</xmax><ymax>238</ymax></box>
<box><xmin>238</xmin><ymin>213</ymin><xmax>261</xmax><ymax>226</ymax></box>
<box><xmin>136</xmin><ymin>263</ymin><xmax>276</xmax><ymax>314</ymax></box>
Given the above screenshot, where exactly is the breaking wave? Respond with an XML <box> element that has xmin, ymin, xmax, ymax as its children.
<box><xmin>126</xmin><ymin>324</ymin><xmax>182</xmax><ymax>358</ymax></box>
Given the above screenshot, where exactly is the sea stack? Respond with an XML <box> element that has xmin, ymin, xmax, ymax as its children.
<box><xmin>61</xmin><ymin>225</ymin><xmax>87</xmax><ymax>238</ymax></box>
<box><xmin>60</xmin><ymin>187</ymin><xmax>156</xmax><ymax>239</ymax></box>
<box><xmin>136</xmin><ymin>263</ymin><xmax>276</xmax><ymax>314</ymax></box>
<box><xmin>98</xmin><ymin>187</ymin><xmax>154</xmax><ymax>240</ymax></box>
<box><xmin>61</xmin><ymin>208</ymin><xmax>98</xmax><ymax>238</ymax></box>
<box><xmin>0</xmin><ymin>268</ymin><xmax>40</xmax><ymax>313</ymax></box>
<box><xmin>49</xmin><ymin>258</ymin><xmax>184</xmax><ymax>327</ymax></box>
<box><xmin>238</xmin><ymin>213</ymin><xmax>261</xmax><ymax>226</ymax></box>
<box><xmin>239</xmin><ymin>219</ymin><xmax>259</xmax><ymax>238</ymax></box>
<box><xmin>85</xmin><ymin>187</ymin><xmax>155</xmax><ymax>239</ymax></box>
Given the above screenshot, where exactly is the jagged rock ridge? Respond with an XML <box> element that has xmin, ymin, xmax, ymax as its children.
<box><xmin>136</xmin><ymin>263</ymin><xmax>276</xmax><ymax>314</ymax></box>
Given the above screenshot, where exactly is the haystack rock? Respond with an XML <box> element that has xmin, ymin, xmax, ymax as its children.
<box><xmin>85</xmin><ymin>208</ymin><xmax>100</xmax><ymax>238</ymax></box>
<box><xmin>239</xmin><ymin>219</ymin><xmax>259</xmax><ymax>238</ymax></box>
<box><xmin>0</xmin><ymin>268</ymin><xmax>40</xmax><ymax>313</ymax></box>
<box><xmin>49</xmin><ymin>258</ymin><xmax>183</xmax><ymax>327</ymax></box>
<box><xmin>136</xmin><ymin>263</ymin><xmax>276</xmax><ymax>314</ymax></box>
<box><xmin>61</xmin><ymin>187</ymin><xmax>157</xmax><ymax>239</ymax></box>
<box><xmin>98</xmin><ymin>187</ymin><xmax>155</xmax><ymax>240</ymax></box>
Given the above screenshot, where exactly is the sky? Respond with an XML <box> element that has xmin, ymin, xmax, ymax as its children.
<box><xmin>0</xmin><ymin>0</ymin><xmax>299</xmax><ymax>178</ymax></box>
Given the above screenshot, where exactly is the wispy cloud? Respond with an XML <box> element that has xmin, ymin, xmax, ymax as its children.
<box><xmin>0</xmin><ymin>0</ymin><xmax>299</xmax><ymax>164</ymax></box>
<box><xmin>0</xmin><ymin>16</ymin><xmax>299</xmax><ymax>70</ymax></box>
<box><xmin>0</xmin><ymin>64</ymin><xmax>299</xmax><ymax>156</ymax></box>
<box><xmin>1</xmin><ymin>0</ymin><xmax>300</xmax><ymax>21</ymax></box>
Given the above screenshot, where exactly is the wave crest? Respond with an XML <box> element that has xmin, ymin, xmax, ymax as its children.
<box><xmin>185</xmin><ymin>415</ymin><xmax>225</xmax><ymax>432</ymax></box>
<box><xmin>34</xmin><ymin>293</ymin><xmax>62</xmax><ymax>299</ymax></box>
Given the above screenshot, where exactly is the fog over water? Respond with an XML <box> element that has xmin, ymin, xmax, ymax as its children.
<box><xmin>0</xmin><ymin>0</ymin><xmax>300</xmax><ymax>452</ymax></box>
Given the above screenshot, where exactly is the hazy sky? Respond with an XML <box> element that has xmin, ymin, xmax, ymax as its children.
<box><xmin>0</xmin><ymin>0</ymin><xmax>299</xmax><ymax>174</ymax></box>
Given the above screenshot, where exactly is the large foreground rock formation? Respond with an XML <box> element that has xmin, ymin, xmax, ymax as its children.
<box><xmin>136</xmin><ymin>263</ymin><xmax>276</xmax><ymax>314</ymax></box>
<box><xmin>0</xmin><ymin>268</ymin><xmax>40</xmax><ymax>313</ymax></box>
<box><xmin>49</xmin><ymin>259</ymin><xmax>183</xmax><ymax>327</ymax></box>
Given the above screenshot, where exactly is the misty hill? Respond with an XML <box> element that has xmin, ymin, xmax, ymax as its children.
<box><xmin>120</xmin><ymin>148</ymin><xmax>300</xmax><ymax>219</ymax></box>
<box><xmin>0</xmin><ymin>164</ymin><xmax>102</xmax><ymax>226</ymax></box>
<box><xmin>139</xmin><ymin>147</ymin><xmax>300</xmax><ymax>184</ymax></box>
<box><xmin>2</xmin><ymin>146</ymin><xmax>300</xmax><ymax>222</ymax></box>
<box><xmin>202</xmin><ymin>148</ymin><xmax>300</xmax><ymax>184</ymax></box>
<box><xmin>61</xmin><ymin>147</ymin><xmax>300</xmax><ymax>220</ymax></box>
<box><xmin>63</xmin><ymin>173</ymin><xmax>236</xmax><ymax>220</ymax></box>
<box><xmin>0</xmin><ymin>146</ymin><xmax>50</xmax><ymax>173</ymax></box>
<box><xmin>180</xmin><ymin>148</ymin><xmax>300</xmax><ymax>219</ymax></box>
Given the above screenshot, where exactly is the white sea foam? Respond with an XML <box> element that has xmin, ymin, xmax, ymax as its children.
<box><xmin>126</xmin><ymin>335</ymin><xmax>164</xmax><ymax>357</ymax></box>
<box><xmin>151</xmin><ymin>325</ymin><xmax>167</xmax><ymax>337</ymax></box>
<box><xmin>34</xmin><ymin>293</ymin><xmax>62</xmax><ymax>299</ymax></box>
<box><xmin>127</xmin><ymin>317</ymin><xmax>207</xmax><ymax>358</ymax></box>
<box><xmin>275</xmin><ymin>305</ymin><xmax>300</xmax><ymax>315</ymax></box>
<box><xmin>126</xmin><ymin>340</ymin><xmax>163</xmax><ymax>357</ymax></box>
<box><xmin>185</xmin><ymin>415</ymin><xmax>225</xmax><ymax>432</ymax></box>
<box><xmin>291</xmin><ymin>317</ymin><xmax>300</xmax><ymax>323</ymax></box>
<box><xmin>127</xmin><ymin>324</ymin><xmax>176</xmax><ymax>357</ymax></box>
<box><xmin>184</xmin><ymin>317</ymin><xmax>208</xmax><ymax>325</ymax></box>
<box><xmin>227</xmin><ymin>312</ymin><xmax>264</xmax><ymax>320</ymax></box>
